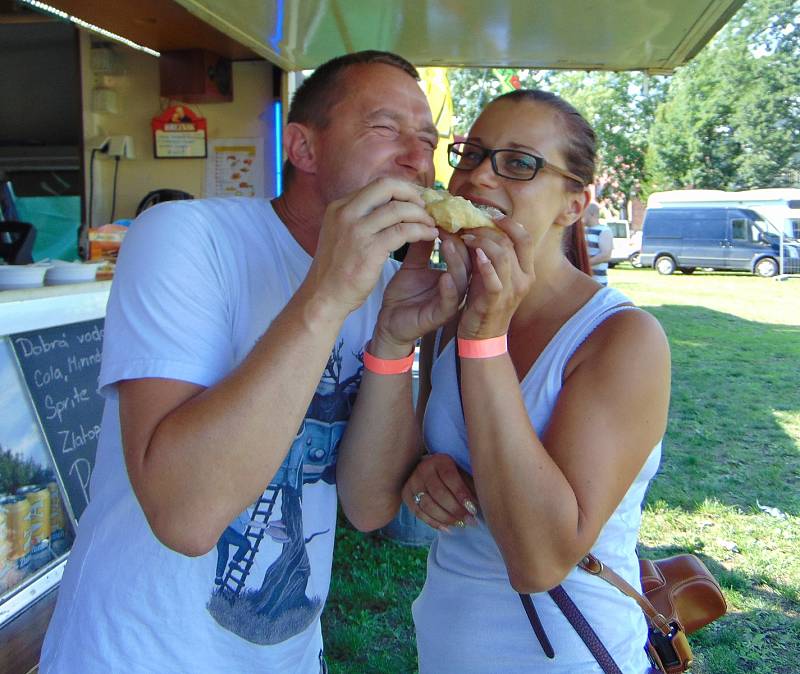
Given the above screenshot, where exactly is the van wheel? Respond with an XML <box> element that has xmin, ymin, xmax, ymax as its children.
<box><xmin>629</xmin><ymin>252</ymin><xmax>642</xmax><ymax>268</ymax></box>
<box><xmin>655</xmin><ymin>256</ymin><xmax>676</xmax><ymax>275</ymax></box>
<box><xmin>680</xmin><ymin>267</ymin><xmax>696</xmax><ymax>274</ymax></box>
<box><xmin>754</xmin><ymin>257</ymin><xmax>778</xmax><ymax>277</ymax></box>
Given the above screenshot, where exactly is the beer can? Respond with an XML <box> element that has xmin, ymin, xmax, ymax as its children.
<box><xmin>16</xmin><ymin>485</ymin><xmax>50</xmax><ymax>553</ymax></box>
<box><xmin>46</xmin><ymin>482</ymin><xmax>66</xmax><ymax>544</ymax></box>
<box><xmin>1</xmin><ymin>495</ymin><xmax>31</xmax><ymax>567</ymax></box>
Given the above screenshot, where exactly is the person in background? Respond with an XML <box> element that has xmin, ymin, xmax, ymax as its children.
<box><xmin>40</xmin><ymin>50</ymin><xmax>469</xmax><ymax>673</ymax></box>
<box><xmin>398</xmin><ymin>90</ymin><xmax>671</xmax><ymax>672</ymax></box>
<box><xmin>584</xmin><ymin>201</ymin><xmax>613</xmax><ymax>286</ymax></box>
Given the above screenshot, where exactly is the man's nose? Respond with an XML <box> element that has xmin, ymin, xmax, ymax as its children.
<box><xmin>397</xmin><ymin>134</ymin><xmax>435</xmax><ymax>175</ymax></box>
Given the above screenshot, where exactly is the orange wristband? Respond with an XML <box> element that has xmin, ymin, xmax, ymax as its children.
<box><xmin>457</xmin><ymin>335</ymin><xmax>508</xmax><ymax>359</ymax></box>
<box><xmin>363</xmin><ymin>342</ymin><xmax>415</xmax><ymax>374</ymax></box>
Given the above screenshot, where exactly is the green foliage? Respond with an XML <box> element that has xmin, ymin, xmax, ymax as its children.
<box><xmin>448</xmin><ymin>67</ymin><xmax>668</xmax><ymax>216</ymax></box>
<box><xmin>544</xmin><ymin>71</ymin><xmax>669</xmax><ymax>215</ymax></box>
<box><xmin>449</xmin><ymin>1</ymin><xmax>800</xmax><ymax>207</ymax></box>
<box><xmin>448</xmin><ymin>67</ymin><xmax>550</xmax><ymax>133</ymax></box>
<box><xmin>646</xmin><ymin>0</ymin><xmax>800</xmax><ymax>191</ymax></box>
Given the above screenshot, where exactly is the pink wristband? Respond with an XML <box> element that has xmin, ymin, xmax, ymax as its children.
<box><xmin>363</xmin><ymin>342</ymin><xmax>415</xmax><ymax>375</ymax></box>
<box><xmin>457</xmin><ymin>335</ymin><xmax>508</xmax><ymax>359</ymax></box>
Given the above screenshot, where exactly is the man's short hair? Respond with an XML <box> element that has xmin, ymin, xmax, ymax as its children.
<box><xmin>585</xmin><ymin>202</ymin><xmax>601</xmax><ymax>219</ymax></box>
<box><xmin>283</xmin><ymin>51</ymin><xmax>420</xmax><ymax>185</ymax></box>
<box><xmin>583</xmin><ymin>202</ymin><xmax>601</xmax><ymax>225</ymax></box>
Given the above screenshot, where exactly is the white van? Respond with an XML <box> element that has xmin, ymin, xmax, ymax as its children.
<box><xmin>604</xmin><ymin>220</ymin><xmax>643</xmax><ymax>267</ymax></box>
<box><xmin>647</xmin><ymin>189</ymin><xmax>800</xmax><ymax>239</ymax></box>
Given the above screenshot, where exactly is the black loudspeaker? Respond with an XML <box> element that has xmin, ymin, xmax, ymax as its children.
<box><xmin>136</xmin><ymin>189</ymin><xmax>194</xmax><ymax>216</ymax></box>
<box><xmin>160</xmin><ymin>50</ymin><xmax>233</xmax><ymax>103</ymax></box>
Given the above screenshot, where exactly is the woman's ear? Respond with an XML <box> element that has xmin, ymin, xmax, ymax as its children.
<box><xmin>283</xmin><ymin>122</ymin><xmax>317</xmax><ymax>175</ymax></box>
<box><xmin>555</xmin><ymin>188</ymin><xmax>591</xmax><ymax>228</ymax></box>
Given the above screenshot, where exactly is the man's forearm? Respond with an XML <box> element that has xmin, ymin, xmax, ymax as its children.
<box><xmin>336</xmin><ymin>351</ymin><xmax>422</xmax><ymax>532</ymax></box>
<box><xmin>132</xmin><ymin>283</ymin><xmax>348</xmax><ymax>555</ymax></box>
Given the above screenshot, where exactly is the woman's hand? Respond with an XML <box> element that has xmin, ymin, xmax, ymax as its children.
<box><xmin>457</xmin><ymin>218</ymin><xmax>535</xmax><ymax>340</ymax></box>
<box><xmin>402</xmin><ymin>454</ymin><xmax>479</xmax><ymax>531</ymax></box>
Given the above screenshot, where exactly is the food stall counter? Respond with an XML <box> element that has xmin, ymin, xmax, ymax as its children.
<box><xmin>0</xmin><ymin>281</ymin><xmax>110</xmax><ymax>670</ymax></box>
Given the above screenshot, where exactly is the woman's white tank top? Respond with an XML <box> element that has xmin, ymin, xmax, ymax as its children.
<box><xmin>414</xmin><ymin>286</ymin><xmax>660</xmax><ymax>673</ymax></box>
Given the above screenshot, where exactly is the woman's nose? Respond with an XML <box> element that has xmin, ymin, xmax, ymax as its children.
<box><xmin>470</xmin><ymin>153</ymin><xmax>499</xmax><ymax>186</ymax></box>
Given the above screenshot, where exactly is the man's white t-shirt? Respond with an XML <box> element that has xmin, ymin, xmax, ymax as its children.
<box><xmin>40</xmin><ymin>198</ymin><xmax>397</xmax><ymax>673</ymax></box>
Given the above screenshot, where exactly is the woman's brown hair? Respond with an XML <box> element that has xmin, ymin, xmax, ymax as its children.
<box><xmin>564</xmin><ymin>222</ymin><xmax>592</xmax><ymax>275</ymax></box>
<box><xmin>492</xmin><ymin>89</ymin><xmax>595</xmax><ymax>275</ymax></box>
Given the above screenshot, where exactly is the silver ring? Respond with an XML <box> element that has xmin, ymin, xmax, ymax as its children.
<box><xmin>413</xmin><ymin>491</ymin><xmax>426</xmax><ymax>506</ymax></box>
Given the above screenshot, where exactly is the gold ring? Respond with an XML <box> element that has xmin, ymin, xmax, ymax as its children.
<box><xmin>455</xmin><ymin>520</ymin><xmax>466</xmax><ymax>528</ymax></box>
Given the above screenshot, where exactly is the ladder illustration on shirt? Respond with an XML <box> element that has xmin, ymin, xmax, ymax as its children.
<box><xmin>222</xmin><ymin>484</ymin><xmax>281</xmax><ymax>595</ymax></box>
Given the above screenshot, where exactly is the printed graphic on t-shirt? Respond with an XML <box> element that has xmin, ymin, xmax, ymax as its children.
<box><xmin>206</xmin><ymin>341</ymin><xmax>362</xmax><ymax>645</ymax></box>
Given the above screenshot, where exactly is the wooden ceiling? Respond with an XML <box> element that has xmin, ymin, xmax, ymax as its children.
<box><xmin>4</xmin><ymin>0</ymin><xmax>259</xmax><ymax>59</ymax></box>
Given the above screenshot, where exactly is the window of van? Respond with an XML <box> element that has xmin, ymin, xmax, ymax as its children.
<box><xmin>682</xmin><ymin>210</ymin><xmax>725</xmax><ymax>239</ymax></box>
<box><xmin>735</xmin><ymin>214</ymin><xmax>781</xmax><ymax>243</ymax></box>
<box><xmin>731</xmin><ymin>218</ymin><xmax>757</xmax><ymax>242</ymax></box>
<box><xmin>606</xmin><ymin>221</ymin><xmax>628</xmax><ymax>238</ymax></box>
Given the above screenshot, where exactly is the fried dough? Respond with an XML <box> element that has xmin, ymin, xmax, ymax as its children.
<box><xmin>420</xmin><ymin>188</ymin><xmax>501</xmax><ymax>234</ymax></box>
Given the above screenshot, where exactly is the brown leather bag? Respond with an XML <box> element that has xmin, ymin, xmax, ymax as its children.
<box><xmin>579</xmin><ymin>553</ymin><xmax>727</xmax><ymax>674</ymax></box>
<box><xmin>640</xmin><ymin>555</ymin><xmax>728</xmax><ymax>635</ymax></box>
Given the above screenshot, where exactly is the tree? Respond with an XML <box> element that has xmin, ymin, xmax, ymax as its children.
<box><xmin>545</xmin><ymin>71</ymin><xmax>668</xmax><ymax>217</ymax></box>
<box><xmin>448</xmin><ymin>68</ymin><xmax>549</xmax><ymax>133</ymax></box>
<box><xmin>447</xmin><ymin>68</ymin><xmax>668</xmax><ymax>216</ymax></box>
<box><xmin>645</xmin><ymin>0</ymin><xmax>800</xmax><ymax>191</ymax></box>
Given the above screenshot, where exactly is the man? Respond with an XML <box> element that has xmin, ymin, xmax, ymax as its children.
<box><xmin>583</xmin><ymin>201</ymin><xmax>613</xmax><ymax>286</ymax></box>
<box><xmin>40</xmin><ymin>51</ymin><xmax>468</xmax><ymax>673</ymax></box>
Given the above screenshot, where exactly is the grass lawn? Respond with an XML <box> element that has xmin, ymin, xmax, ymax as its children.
<box><xmin>323</xmin><ymin>267</ymin><xmax>800</xmax><ymax>674</ymax></box>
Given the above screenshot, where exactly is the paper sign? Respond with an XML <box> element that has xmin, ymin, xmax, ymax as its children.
<box><xmin>205</xmin><ymin>139</ymin><xmax>264</xmax><ymax>198</ymax></box>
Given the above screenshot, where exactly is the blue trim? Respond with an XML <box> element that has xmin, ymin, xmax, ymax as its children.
<box><xmin>273</xmin><ymin>99</ymin><xmax>283</xmax><ymax>195</ymax></box>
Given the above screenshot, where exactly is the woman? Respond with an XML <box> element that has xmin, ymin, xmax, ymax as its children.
<box><xmin>402</xmin><ymin>90</ymin><xmax>671</xmax><ymax>673</ymax></box>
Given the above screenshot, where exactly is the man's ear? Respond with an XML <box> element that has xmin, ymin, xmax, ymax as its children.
<box><xmin>555</xmin><ymin>188</ymin><xmax>591</xmax><ymax>228</ymax></box>
<box><xmin>283</xmin><ymin>122</ymin><xmax>317</xmax><ymax>175</ymax></box>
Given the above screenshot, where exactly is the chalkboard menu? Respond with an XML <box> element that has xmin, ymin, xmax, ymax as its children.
<box><xmin>10</xmin><ymin>319</ymin><xmax>105</xmax><ymax>523</ymax></box>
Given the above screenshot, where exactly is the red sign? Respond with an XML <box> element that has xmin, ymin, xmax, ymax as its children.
<box><xmin>151</xmin><ymin>105</ymin><xmax>208</xmax><ymax>158</ymax></box>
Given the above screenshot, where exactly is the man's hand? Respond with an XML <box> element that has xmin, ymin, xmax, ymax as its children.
<box><xmin>304</xmin><ymin>178</ymin><xmax>439</xmax><ymax>322</ymax></box>
<box><xmin>372</xmin><ymin>232</ymin><xmax>471</xmax><ymax>355</ymax></box>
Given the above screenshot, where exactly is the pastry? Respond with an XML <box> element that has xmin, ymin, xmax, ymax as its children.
<box><xmin>420</xmin><ymin>188</ymin><xmax>502</xmax><ymax>233</ymax></box>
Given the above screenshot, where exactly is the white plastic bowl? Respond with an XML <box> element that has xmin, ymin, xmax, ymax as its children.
<box><xmin>0</xmin><ymin>263</ymin><xmax>52</xmax><ymax>290</ymax></box>
<box><xmin>45</xmin><ymin>261</ymin><xmax>102</xmax><ymax>286</ymax></box>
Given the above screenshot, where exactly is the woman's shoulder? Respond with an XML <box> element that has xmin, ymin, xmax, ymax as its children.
<box><xmin>567</xmin><ymin>294</ymin><xmax>669</xmax><ymax>379</ymax></box>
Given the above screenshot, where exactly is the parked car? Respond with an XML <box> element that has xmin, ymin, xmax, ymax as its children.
<box><xmin>639</xmin><ymin>206</ymin><xmax>800</xmax><ymax>277</ymax></box>
<box><xmin>604</xmin><ymin>220</ymin><xmax>642</xmax><ymax>267</ymax></box>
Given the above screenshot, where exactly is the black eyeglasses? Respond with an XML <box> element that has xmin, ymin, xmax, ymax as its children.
<box><xmin>447</xmin><ymin>141</ymin><xmax>584</xmax><ymax>185</ymax></box>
